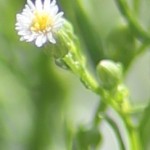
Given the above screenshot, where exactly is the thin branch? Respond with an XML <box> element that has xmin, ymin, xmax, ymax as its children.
<box><xmin>105</xmin><ymin>115</ymin><xmax>126</xmax><ymax>150</ymax></box>
<box><xmin>115</xmin><ymin>0</ymin><xmax>150</xmax><ymax>42</ymax></box>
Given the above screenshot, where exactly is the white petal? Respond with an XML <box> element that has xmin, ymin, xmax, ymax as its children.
<box><xmin>17</xmin><ymin>16</ymin><xmax>30</xmax><ymax>25</ymax></box>
<box><xmin>35</xmin><ymin>35</ymin><xmax>46</xmax><ymax>47</ymax></box>
<box><xmin>50</xmin><ymin>0</ymin><xmax>56</xmax><ymax>6</ymax></box>
<box><xmin>27</xmin><ymin>0</ymin><xmax>35</xmax><ymax>10</ymax></box>
<box><xmin>16</xmin><ymin>0</ymin><xmax>64</xmax><ymax>47</ymax></box>
<box><xmin>42</xmin><ymin>36</ymin><xmax>47</xmax><ymax>44</ymax></box>
<box><xmin>50</xmin><ymin>5</ymin><xmax>59</xmax><ymax>16</ymax></box>
<box><xmin>22</xmin><ymin>7</ymin><xmax>33</xmax><ymax>16</ymax></box>
<box><xmin>53</xmin><ymin>18</ymin><xmax>64</xmax><ymax>30</ymax></box>
<box><xmin>54</xmin><ymin>12</ymin><xmax>64</xmax><ymax>20</ymax></box>
<box><xmin>44</xmin><ymin>0</ymin><xmax>50</xmax><ymax>10</ymax></box>
<box><xmin>23</xmin><ymin>34</ymin><xmax>34</xmax><ymax>40</ymax></box>
<box><xmin>47</xmin><ymin>32</ymin><xmax>56</xmax><ymax>44</ymax></box>
<box><xmin>53</xmin><ymin>22</ymin><xmax>63</xmax><ymax>30</ymax></box>
<box><xmin>35</xmin><ymin>0</ymin><xmax>43</xmax><ymax>11</ymax></box>
<box><xmin>18</xmin><ymin>30</ymin><xmax>28</xmax><ymax>35</ymax></box>
<box><xmin>26</xmin><ymin>34</ymin><xmax>37</xmax><ymax>42</ymax></box>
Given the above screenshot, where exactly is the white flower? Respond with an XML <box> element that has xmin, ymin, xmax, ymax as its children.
<box><xmin>15</xmin><ymin>0</ymin><xmax>64</xmax><ymax>47</ymax></box>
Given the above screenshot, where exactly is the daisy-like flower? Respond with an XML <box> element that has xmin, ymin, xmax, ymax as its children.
<box><xmin>15</xmin><ymin>0</ymin><xmax>64</xmax><ymax>47</ymax></box>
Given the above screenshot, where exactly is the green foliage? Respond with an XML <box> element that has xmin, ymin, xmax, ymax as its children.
<box><xmin>0</xmin><ymin>0</ymin><xmax>149</xmax><ymax>150</ymax></box>
<box><xmin>106</xmin><ymin>25</ymin><xmax>136</xmax><ymax>69</ymax></box>
<box><xmin>139</xmin><ymin>101</ymin><xmax>150</xmax><ymax>149</ymax></box>
<box><xmin>0</xmin><ymin>0</ymin><xmax>67</xmax><ymax>149</ymax></box>
<box><xmin>74</xmin><ymin>126</ymin><xmax>102</xmax><ymax>150</ymax></box>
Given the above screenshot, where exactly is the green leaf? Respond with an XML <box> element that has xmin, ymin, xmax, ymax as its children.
<box><xmin>74</xmin><ymin>126</ymin><xmax>102</xmax><ymax>150</ymax></box>
<box><xmin>139</xmin><ymin>101</ymin><xmax>150</xmax><ymax>150</ymax></box>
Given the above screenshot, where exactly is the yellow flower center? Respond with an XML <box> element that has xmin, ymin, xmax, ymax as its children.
<box><xmin>30</xmin><ymin>11</ymin><xmax>53</xmax><ymax>32</ymax></box>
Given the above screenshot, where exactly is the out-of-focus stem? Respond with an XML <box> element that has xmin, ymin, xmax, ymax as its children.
<box><xmin>119</xmin><ymin>113</ymin><xmax>142</xmax><ymax>150</ymax></box>
<box><xmin>93</xmin><ymin>100</ymin><xmax>107</xmax><ymax>127</ymax></box>
<box><xmin>106</xmin><ymin>116</ymin><xmax>126</xmax><ymax>150</ymax></box>
<box><xmin>115</xmin><ymin>0</ymin><xmax>150</xmax><ymax>41</ymax></box>
<box><xmin>133</xmin><ymin>0</ymin><xmax>140</xmax><ymax>14</ymax></box>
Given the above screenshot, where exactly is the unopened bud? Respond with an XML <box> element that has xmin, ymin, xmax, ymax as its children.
<box><xmin>46</xmin><ymin>19</ymin><xmax>75</xmax><ymax>59</ymax></box>
<box><xmin>97</xmin><ymin>60</ymin><xmax>123</xmax><ymax>90</ymax></box>
<box><xmin>45</xmin><ymin>19</ymin><xmax>80</xmax><ymax>69</ymax></box>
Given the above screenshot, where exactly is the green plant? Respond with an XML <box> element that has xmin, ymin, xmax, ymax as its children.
<box><xmin>0</xmin><ymin>0</ymin><xmax>149</xmax><ymax>150</ymax></box>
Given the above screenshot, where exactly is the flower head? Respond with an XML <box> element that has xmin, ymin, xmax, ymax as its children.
<box><xmin>15</xmin><ymin>0</ymin><xmax>64</xmax><ymax>47</ymax></box>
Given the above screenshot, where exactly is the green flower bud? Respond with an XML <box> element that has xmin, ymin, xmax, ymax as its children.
<box><xmin>97</xmin><ymin>60</ymin><xmax>123</xmax><ymax>90</ymax></box>
<box><xmin>45</xmin><ymin>19</ymin><xmax>84</xmax><ymax>70</ymax></box>
<box><xmin>45</xmin><ymin>19</ymin><xmax>74</xmax><ymax>59</ymax></box>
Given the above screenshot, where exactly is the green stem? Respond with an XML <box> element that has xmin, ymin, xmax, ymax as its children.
<box><xmin>105</xmin><ymin>115</ymin><xmax>126</xmax><ymax>150</ymax></box>
<box><xmin>120</xmin><ymin>113</ymin><xmax>142</xmax><ymax>150</ymax></box>
<box><xmin>104</xmin><ymin>93</ymin><xmax>142</xmax><ymax>150</ymax></box>
<box><xmin>136</xmin><ymin>42</ymin><xmax>150</xmax><ymax>56</ymax></box>
<box><xmin>62</xmin><ymin>42</ymin><xmax>142</xmax><ymax>150</ymax></box>
<box><xmin>63</xmin><ymin>53</ymin><xmax>104</xmax><ymax>96</ymax></box>
<box><xmin>115</xmin><ymin>0</ymin><xmax>150</xmax><ymax>41</ymax></box>
<box><xmin>133</xmin><ymin>0</ymin><xmax>140</xmax><ymax>14</ymax></box>
<box><xmin>93</xmin><ymin>100</ymin><xmax>107</xmax><ymax>127</ymax></box>
<box><xmin>29</xmin><ymin>54</ymin><xmax>66</xmax><ymax>150</ymax></box>
<box><xmin>125</xmin><ymin>42</ymin><xmax>150</xmax><ymax>75</ymax></box>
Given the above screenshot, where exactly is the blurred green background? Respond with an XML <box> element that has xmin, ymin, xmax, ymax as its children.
<box><xmin>0</xmin><ymin>0</ymin><xmax>150</xmax><ymax>150</ymax></box>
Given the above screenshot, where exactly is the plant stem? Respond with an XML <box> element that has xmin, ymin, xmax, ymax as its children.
<box><xmin>133</xmin><ymin>0</ymin><xmax>140</xmax><ymax>14</ymax></box>
<box><xmin>63</xmin><ymin>53</ymin><xmax>104</xmax><ymax>96</ymax></box>
<box><xmin>63</xmin><ymin>42</ymin><xmax>142</xmax><ymax>150</ymax></box>
<box><xmin>93</xmin><ymin>100</ymin><xmax>107</xmax><ymax>127</ymax></box>
<box><xmin>136</xmin><ymin>42</ymin><xmax>150</xmax><ymax>56</ymax></box>
<box><xmin>29</xmin><ymin>54</ymin><xmax>66</xmax><ymax>150</ymax></box>
<box><xmin>105</xmin><ymin>115</ymin><xmax>126</xmax><ymax>150</ymax></box>
<box><xmin>125</xmin><ymin>42</ymin><xmax>150</xmax><ymax>75</ymax></box>
<box><xmin>115</xmin><ymin>0</ymin><xmax>150</xmax><ymax>41</ymax></box>
<box><xmin>119</xmin><ymin>113</ymin><xmax>142</xmax><ymax>150</ymax></box>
